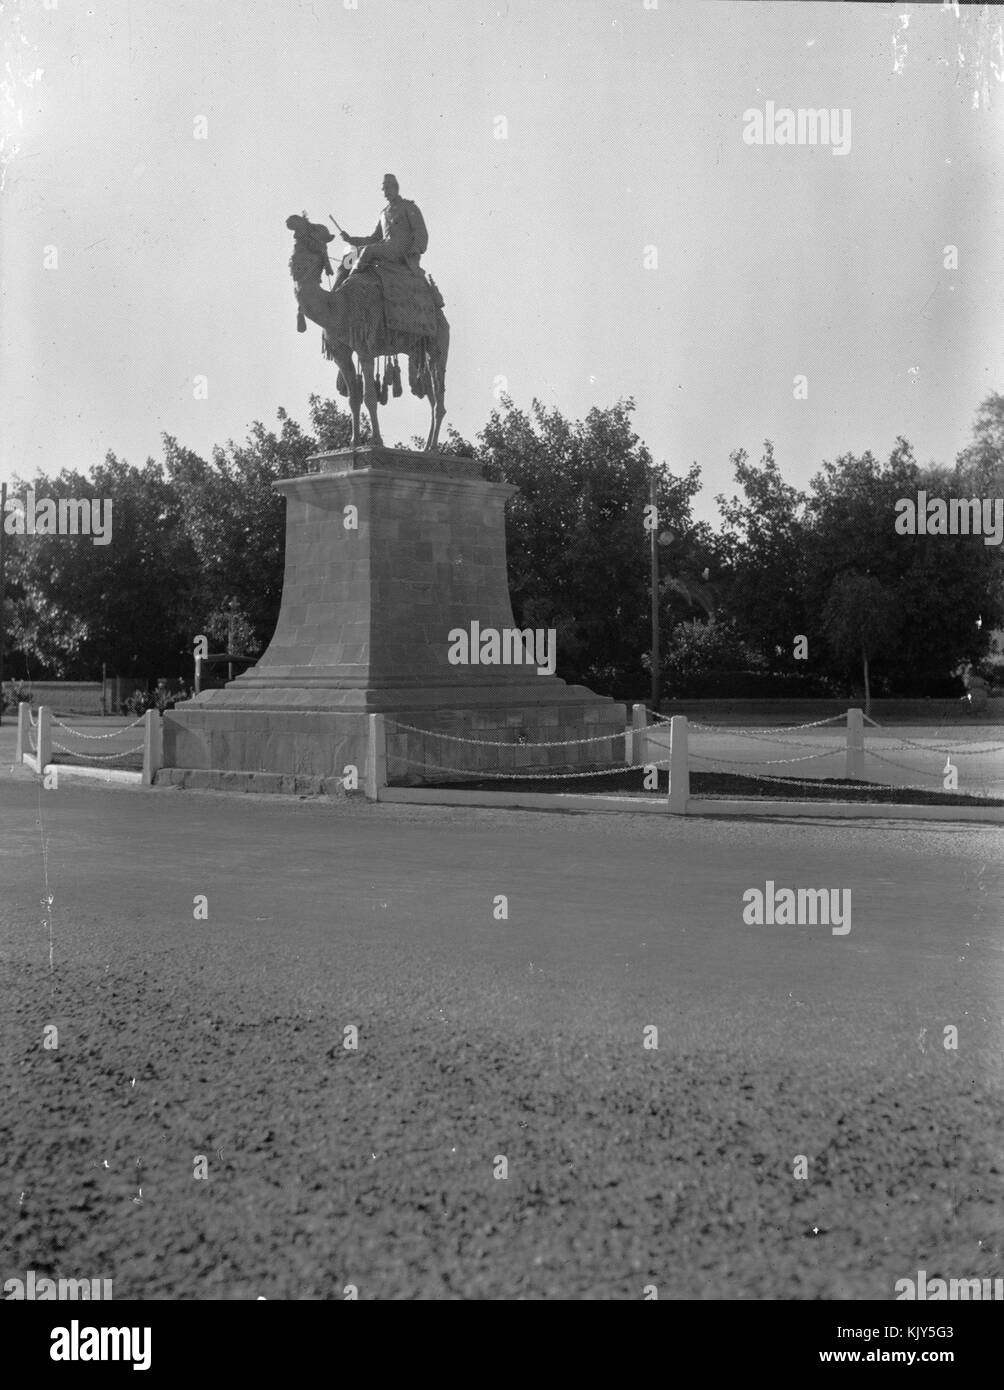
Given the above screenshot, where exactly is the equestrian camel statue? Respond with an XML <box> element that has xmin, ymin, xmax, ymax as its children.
<box><xmin>286</xmin><ymin>214</ymin><xmax>449</xmax><ymax>452</ymax></box>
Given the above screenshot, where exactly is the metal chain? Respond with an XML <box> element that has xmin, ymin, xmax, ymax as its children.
<box><xmin>656</xmin><ymin>707</ymin><xmax>1004</xmax><ymax>758</ymax></box>
<box><xmin>690</xmin><ymin>748</ymin><xmax>841</xmax><ymax>768</ymax></box>
<box><xmin>862</xmin><ymin>713</ymin><xmax>1004</xmax><ymax>756</ymax></box>
<box><xmin>52</xmin><ymin>741</ymin><xmax>145</xmax><ymax>762</ymax></box>
<box><xmin>386</xmin><ymin>719</ymin><xmax>625</xmax><ymax>749</ymax></box>
<box><xmin>872</xmin><ymin>733</ymin><xmax>1004</xmax><ymax>757</ymax></box>
<box><xmin>864</xmin><ymin>748</ymin><xmax>1002</xmax><ymax>786</ymax></box>
<box><xmin>692</xmin><ymin>729</ymin><xmax>839</xmax><ymax>750</ymax></box>
<box><xmin>862</xmin><ymin>750</ymin><xmax>942</xmax><ymax>778</ymax></box>
<box><xmin>392</xmin><ymin>756</ymin><xmax>998</xmax><ymax>802</ymax></box>
<box><xmin>50</xmin><ymin>714</ymin><xmax>145</xmax><ymax>739</ymax></box>
<box><xmin>28</xmin><ymin>708</ymin><xmax>38</xmax><ymax>728</ymax></box>
<box><xmin>691</xmin><ymin>715</ymin><xmax>845</xmax><ymax>735</ymax></box>
<box><xmin>926</xmin><ymin>744</ymin><xmax>1004</xmax><ymax>757</ymax></box>
<box><xmin>648</xmin><ymin>709</ymin><xmax>845</xmax><ymax>734</ymax></box>
<box><xmin>395</xmin><ymin>754</ymin><xmax>670</xmax><ymax>781</ymax></box>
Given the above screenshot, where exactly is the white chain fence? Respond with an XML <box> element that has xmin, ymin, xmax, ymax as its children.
<box><xmin>649</xmin><ymin>709</ymin><xmax>845</xmax><ymax>734</ymax></box>
<box><xmin>862</xmin><ymin>713</ymin><xmax>1004</xmax><ymax>757</ymax></box>
<box><xmin>680</xmin><ymin>710</ymin><xmax>1002</xmax><ymax>788</ymax></box>
<box><xmin>391</xmin><ymin>754</ymin><xmax>670</xmax><ymax>782</ymax></box>
<box><xmin>52</xmin><ymin>740</ymin><xmax>145</xmax><ymax>762</ymax></box>
<box><xmin>385</xmin><ymin>707</ymin><xmax>1001</xmax><ymax>802</ymax></box>
<box><xmin>863</xmin><ymin>749</ymin><xmax>1001</xmax><ymax>788</ymax></box>
<box><xmin>386</xmin><ymin>719</ymin><xmax>623</xmax><ymax>749</ymax></box>
<box><xmin>690</xmin><ymin>748</ymin><xmax>842</xmax><ymax>768</ymax></box>
<box><xmin>50</xmin><ymin>713</ymin><xmax>144</xmax><ymax>739</ymax></box>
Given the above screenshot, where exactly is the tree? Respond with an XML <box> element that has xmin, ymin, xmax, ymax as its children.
<box><xmin>955</xmin><ymin>393</ymin><xmax>1004</xmax><ymax>497</ymax></box>
<box><xmin>805</xmin><ymin>440</ymin><xmax>998</xmax><ymax>693</ymax></box>
<box><xmin>822</xmin><ymin>572</ymin><xmax>901</xmax><ymax>715</ymax></box>
<box><xmin>469</xmin><ymin>396</ymin><xmax>702</xmax><ymax>696</ymax></box>
<box><xmin>4</xmin><ymin>453</ymin><xmax>196</xmax><ymax>678</ymax></box>
<box><xmin>163</xmin><ymin>397</ymin><xmax>355</xmax><ymax>653</ymax></box>
<box><xmin>955</xmin><ymin>394</ymin><xmax>1004</xmax><ymax>630</ymax></box>
<box><xmin>3</xmin><ymin>398</ymin><xmax>358</xmax><ymax>681</ymax></box>
<box><xmin>714</xmin><ymin>443</ymin><xmax>809</xmax><ymax>669</ymax></box>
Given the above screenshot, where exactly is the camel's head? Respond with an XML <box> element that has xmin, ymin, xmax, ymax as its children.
<box><xmin>286</xmin><ymin>214</ymin><xmax>334</xmax><ymax>282</ymax></box>
<box><xmin>286</xmin><ymin>213</ymin><xmax>332</xmax><ymax>246</ymax></box>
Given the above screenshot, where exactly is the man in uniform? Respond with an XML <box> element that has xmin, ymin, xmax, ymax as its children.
<box><xmin>339</xmin><ymin>174</ymin><xmax>428</xmax><ymax>282</ymax></box>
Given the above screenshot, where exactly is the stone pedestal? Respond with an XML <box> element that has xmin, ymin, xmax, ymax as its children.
<box><xmin>162</xmin><ymin>446</ymin><xmax>626</xmax><ymax>791</ymax></box>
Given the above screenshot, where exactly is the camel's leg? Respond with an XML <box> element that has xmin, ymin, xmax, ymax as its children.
<box><xmin>329</xmin><ymin>346</ymin><xmax>362</xmax><ymax>445</ymax></box>
<box><xmin>358</xmin><ymin>353</ymin><xmax>383</xmax><ymax>446</ymax></box>
<box><xmin>424</xmin><ymin>358</ymin><xmax>443</xmax><ymax>452</ymax></box>
<box><xmin>424</xmin><ymin>322</ymin><xmax>449</xmax><ymax>451</ymax></box>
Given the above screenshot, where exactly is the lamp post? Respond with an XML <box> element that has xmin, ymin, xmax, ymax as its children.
<box><xmin>649</xmin><ymin>472</ymin><xmax>680</xmax><ymax>715</ymax></box>
<box><xmin>227</xmin><ymin>597</ymin><xmax>240</xmax><ymax>683</ymax></box>
<box><xmin>650</xmin><ymin>474</ymin><xmax>659</xmax><ymax>714</ymax></box>
<box><xmin>0</xmin><ymin>481</ymin><xmax>6</xmax><ymax>726</ymax></box>
<box><xmin>0</xmin><ymin>479</ymin><xmax>10</xmax><ymax>729</ymax></box>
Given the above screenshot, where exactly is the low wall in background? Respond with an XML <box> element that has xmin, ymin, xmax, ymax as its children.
<box><xmin>5</xmin><ymin>679</ymin><xmax>148</xmax><ymax>714</ymax></box>
<box><xmin>13</xmin><ymin>690</ymin><xmax>1003</xmax><ymax>723</ymax></box>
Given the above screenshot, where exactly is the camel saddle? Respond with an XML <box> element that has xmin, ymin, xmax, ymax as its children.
<box><xmin>336</xmin><ymin>254</ymin><xmax>444</xmax><ymax>354</ymax></box>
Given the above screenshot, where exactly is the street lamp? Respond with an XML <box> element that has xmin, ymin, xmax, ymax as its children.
<box><xmin>648</xmin><ymin>468</ymin><xmax>678</xmax><ymax>714</ymax></box>
<box><xmin>226</xmin><ymin>596</ymin><xmax>240</xmax><ymax>683</ymax></box>
<box><xmin>0</xmin><ymin>481</ymin><xmax>6</xmax><ymax>726</ymax></box>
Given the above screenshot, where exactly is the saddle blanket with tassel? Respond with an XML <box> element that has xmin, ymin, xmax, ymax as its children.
<box><xmin>332</xmin><ymin>266</ymin><xmax>442</xmax><ymax>357</ymax></box>
<box><xmin>373</xmin><ymin>263</ymin><xmax>440</xmax><ymax>339</ymax></box>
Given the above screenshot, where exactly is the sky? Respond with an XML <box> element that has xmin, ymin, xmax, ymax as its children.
<box><xmin>1</xmin><ymin>0</ymin><xmax>1002</xmax><ymax>523</ymax></box>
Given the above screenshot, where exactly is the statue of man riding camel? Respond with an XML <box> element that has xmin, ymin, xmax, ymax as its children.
<box><xmin>334</xmin><ymin>173</ymin><xmax>428</xmax><ymax>284</ymax></box>
<box><xmin>285</xmin><ymin>174</ymin><xmax>449</xmax><ymax>452</ymax></box>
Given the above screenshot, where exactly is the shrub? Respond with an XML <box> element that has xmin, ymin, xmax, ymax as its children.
<box><xmin>662</xmin><ymin>617</ymin><xmax>765</xmax><ymax>695</ymax></box>
<box><xmin>1</xmin><ymin>680</ymin><xmax>32</xmax><ymax>713</ymax></box>
<box><xmin>666</xmin><ymin>668</ymin><xmax>840</xmax><ymax>700</ymax></box>
<box><xmin>122</xmin><ymin>684</ymin><xmax>187</xmax><ymax>716</ymax></box>
<box><xmin>123</xmin><ymin>688</ymin><xmax>156</xmax><ymax>716</ymax></box>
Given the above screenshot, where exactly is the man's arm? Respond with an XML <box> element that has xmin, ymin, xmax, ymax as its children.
<box><xmin>342</xmin><ymin>220</ymin><xmax>383</xmax><ymax>248</ymax></box>
<box><xmin>406</xmin><ymin>202</ymin><xmax>429</xmax><ymax>256</ymax></box>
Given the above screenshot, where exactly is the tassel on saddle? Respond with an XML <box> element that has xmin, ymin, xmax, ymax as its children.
<box><xmin>391</xmin><ymin>355</ymin><xmax>403</xmax><ymax>398</ymax></box>
<box><xmin>296</xmin><ymin>309</ymin><xmax>307</xmax><ymax>333</ymax></box>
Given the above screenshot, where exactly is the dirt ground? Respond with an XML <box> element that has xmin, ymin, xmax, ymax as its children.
<box><xmin>2</xmin><ymin>762</ymin><xmax>1003</xmax><ymax>1298</ymax></box>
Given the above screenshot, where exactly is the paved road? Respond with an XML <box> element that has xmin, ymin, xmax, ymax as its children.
<box><xmin>2</xmin><ymin>760</ymin><xmax>1003</xmax><ymax>1298</ymax></box>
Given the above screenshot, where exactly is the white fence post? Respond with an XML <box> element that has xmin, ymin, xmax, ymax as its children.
<box><xmin>629</xmin><ymin>702</ymin><xmax>647</xmax><ymax>765</ymax></box>
<box><xmin>37</xmin><ymin>705</ymin><xmax>52</xmax><ymax>772</ymax></box>
<box><xmin>16</xmin><ymin>701</ymin><xmax>29</xmax><ymax>763</ymax></box>
<box><xmin>845</xmin><ymin>707</ymin><xmax>864</xmax><ymax>780</ymax></box>
<box><xmin>142</xmin><ymin>709</ymin><xmax>163</xmax><ymax>785</ymax></box>
<box><xmin>668</xmin><ymin>714</ymin><xmax>689</xmax><ymax>813</ymax></box>
<box><xmin>366</xmin><ymin>713</ymin><xmax>387</xmax><ymax>800</ymax></box>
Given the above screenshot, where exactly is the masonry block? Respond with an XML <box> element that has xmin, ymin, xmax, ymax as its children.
<box><xmin>164</xmin><ymin>447</ymin><xmax>625</xmax><ymax>788</ymax></box>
